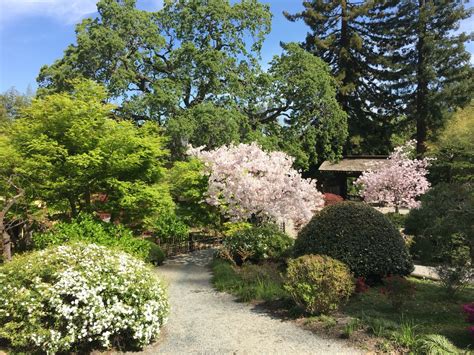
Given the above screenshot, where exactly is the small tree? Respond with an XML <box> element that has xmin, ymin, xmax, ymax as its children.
<box><xmin>189</xmin><ymin>142</ymin><xmax>324</xmax><ymax>228</ymax></box>
<box><xmin>355</xmin><ymin>140</ymin><xmax>431</xmax><ymax>212</ymax></box>
<box><xmin>8</xmin><ymin>79</ymin><xmax>175</xmax><ymax>233</ymax></box>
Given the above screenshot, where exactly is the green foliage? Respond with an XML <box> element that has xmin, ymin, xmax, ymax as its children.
<box><xmin>294</xmin><ymin>202</ymin><xmax>414</xmax><ymax>279</ymax></box>
<box><xmin>381</xmin><ymin>276</ymin><xmax>416</xmax><ymax>311</ymax></box>
<box><xmin>168</xmin><ymin>158</ymin><xmax>220</xmax><ymax>228</ymax></box>
<box><xmin>7</xmin><ymin>79</ymin><xmax>175</xmax><ymax>232</ymax></box>
<box><xmin>249</xmin><ymin>43</ymin><xmax>347</xmax><ymax>170</ymax></box>
<box><xmin>32</xmin><ymin>214</ymin><xmax>160</xmax><ymax>263</ymax></box>
<box><xmin>284</xmin><ymin>1</ymin><xmax>397</xmax><ymax>155</ymax></box>
<box><xmin>284</xmin><ymin>254</ymin><xmax>354</xmax><ymax>315</ymax></box>
<box><xmin>285</xmin><ymin>1</ymin><xmax>473</xmax><ymax>155</ymax></box>
<box><xmin>35</xmin><ymin>1</ymin><xmax>347</xmax><ymax>170</ymax></box>
<box><xmin>0</xmin><ymin>243</ymin><xmax>168</xmax><ymax>353</ymax></box>
<box><xmin>416</xmin><ymin>334</ymin><xmax>459</xmax><ymax>355</ymax></box>
<box><xmin>390</xmin><ymin>318</ymin><xmax>419</xmax><ymax>348</ymax></box>
<box><xmin>406</xmin><ymin>183</ymin><xmax>473</xmax><ymax>265</ymax></box>
<box><xmin>385</xmin><ymin>212</ymin><xmax>406</xmax><ymax>229</ymax></box>
<box><xmin>344</xmin><ymin>277</ymin><xmax>474</xmax><ymax>350</ymax></box>
<box><xmin>37</xmin><ymin>0</ymin><xmax>271</xmax><ymax>123</ymax></box>
<box><xmin>220</xmin><ymin>224</ymin><xmax>294</xmax><ymax>265</ymax></box>
<box><xmin>430</xmin><ymin>101</ymin><xmax>474</xmax><ymax>184</ymax></box>
<box><xmin>150</xmin><ymin>212</ymin><xmax>189</xmax><ymax>244</ymax></box>
<box><xmin>167</xmin><ymin>103</ymin><xmax>246</xmax><ymax>158</ymax></box>
<box><xmin>222</xmin><ymin>221</ymin><xmax>252</xmax><ymax>237</ymax></box>
<box><xmin>211</xmin><ymin>259</ymin><xmax>288</xmax><ymax>302</ymax></box>
<box><xmin>436</xmin><ymin>263</ymin><xmax>474</xmax><ymax>297</ymax></box>
<box><xmin>381</xmin><ymin>1</ymin><xmax>473</xmax><ymax>154</ymax></box>
<box><xmin>363</xmin><ymin>317</ymin><xmax>399</xmax><ymax>338</ymax></box>
<box><xmin>0</xmin><ymin>87</ymin><xmax>32</xmax><ymax>122</ymax></box>
<box><xmin>145</xmin><ymin>239</ymin><xmax>166</xmax><ymax>266</ymax></box>
<box><xmin>342</xmin><ymin>318</ymin><xmax>362</xmax><ymax>339</ymax></box>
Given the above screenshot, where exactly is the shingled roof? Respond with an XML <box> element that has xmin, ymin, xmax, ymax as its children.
<box><xmin>319</xmin><ymin>156</ymin><xmax>389</xmax><ymax>173</ymax></box>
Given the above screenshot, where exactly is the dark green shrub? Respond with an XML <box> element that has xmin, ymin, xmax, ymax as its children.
<box><xmin>221</xmin><ymin>224</ymin><xmax>294</xmax><ymax>265</ymax></box>
<box><xmin>33</xmin><ymin>214</ymin><xmax>157</xmax><ymax>263</ymax></box>
<box><xmin>294</xmin><ymin>202</ymin><xmax>413</xmax><ymax>279</ymax></box>
<box><xmin>405</xmin><ymin>183</ymin><xmax>473</xmax><ymax>265</ymax></box>
<box><xmin>385</xmin><ymin>212</ymin><xmax>407</xmax><ymax>229</ymax></box>
<box><xmin>146</xmin><ymin>239</ymin><xmax>166</xmax><ymax>265</ymax></box>
<box><xmin>284</xmin><ymin>254</ymin><xmax>354</xmax><ymax>314</ymax></box>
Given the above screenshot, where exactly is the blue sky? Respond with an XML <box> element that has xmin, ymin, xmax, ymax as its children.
<box><xmin>0</xmin><ymin>0</ymin><xmax>472</xmax><ymax>93</ymax></box>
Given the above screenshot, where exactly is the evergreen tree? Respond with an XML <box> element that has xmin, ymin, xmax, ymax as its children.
<box><xmin>284</xmin><ymin>0</ymin><xmax>398</xmax><ymax>154</ymax></box>
<box><xmin>373</xmin><ymin>0</ymin><xmax>473</xmax><ymax>155</ymax></box>
<box><xmin>285</xmin><ymin>0</ymin><xmax>473</xmax><ymax>156</ymax></box>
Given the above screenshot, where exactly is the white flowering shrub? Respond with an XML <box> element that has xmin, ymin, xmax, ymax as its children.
<box><xmin>0</xmin><ymin>243</ymin><xmax>169</xmax><ymax>354</ymax></box>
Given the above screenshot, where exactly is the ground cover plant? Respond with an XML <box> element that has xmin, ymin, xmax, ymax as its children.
<box><xmin>344</xmin><ymin>278</ymin><xmax>474</xmax><ymax>351</ymax></box>
<box><xmin>211</xmin><ymin>259</ymin><xmax>288</xmax><ymax>303</ymax></box>
<box><xmin>0</xmin><ymin>243</ymin><xmax>169</xmax><ymax>353</ymax></box>
<box><xmin>211</xmin><ymin>258</ymin><xmax>474</xmax><ymax>352</ymax></box>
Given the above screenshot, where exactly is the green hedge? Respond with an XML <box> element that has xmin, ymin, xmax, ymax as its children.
<box><xmin>33</xmin><ymin>214</ymin><xmax>165</xmax><ymax>265</ymax></box>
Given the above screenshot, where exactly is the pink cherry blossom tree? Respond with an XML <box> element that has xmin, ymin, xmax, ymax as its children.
<box><xmin>188</xmin><ymin>142</ymin><xmax>324</xmax><ymax>228</ymax></box>
<box><xmin>354</xmin><ymin>140</ymin><xmax>431</xmax><ymax>212</ymax></box>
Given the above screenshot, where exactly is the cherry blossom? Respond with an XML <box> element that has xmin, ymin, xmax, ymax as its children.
<box><xmin>355</xmin><ymin>140</ymin><xmax>431</xmax><ymax>210</ymax></box>
<box><xmin>188</xmin><ymin>142</ymin><xmax>324</xmax><ymax>227</ymax></box>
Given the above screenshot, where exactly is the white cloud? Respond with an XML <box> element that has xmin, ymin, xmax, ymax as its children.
<box><xmin>0</xmin><ymin>0</ymin><xmax>98</xmax><ymax>25</ymax></box>
<box><xmin>0</xmin><ymin>0</ymin><xmax>164</xmax><ymax>27</ymax></box>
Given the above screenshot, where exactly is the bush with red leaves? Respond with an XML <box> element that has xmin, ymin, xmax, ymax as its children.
<box><xmin>323</xmin><ymin>193</ymin><xmax>344</xmax><ymax>206</ymax></box>
<box><xmin>380</xmin><ymin>275</ymin><xmax>416</xmax><ymax>310</ymax></box>
<box><xmin>355</xmin><ymin>277</ymin><xmax>369</xmax><ymax>293</ymax></box>
<box><xmin>462</xmin><ymin>303</ymin><xmax>474</xmax><ymax>338</ymax></box>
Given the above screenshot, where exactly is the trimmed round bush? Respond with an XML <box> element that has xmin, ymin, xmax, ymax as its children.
<box><xmin>221</xmin><ymin>224</ymin><xmax>294</xmax><ymax>265</ymax></box>
<box><xmin>284</xmin><ymin>254</ymin><xmax>354</xmax><ymax>314</ymax></box>
<box><xmin>0</xmin><ymin>243</ymin><xmax>169</xmax><ymax>353</ymax></box>
<box><xmin>294</xmin><ymin>202</ymin><xmax>413</xmax><ymax>279</ymax></box>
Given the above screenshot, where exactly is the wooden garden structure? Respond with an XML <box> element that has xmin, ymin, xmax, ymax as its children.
<box><xmin>318</xmin><ymin>155</ymin><xmax>389</xmax><ymax>199</ymax></box>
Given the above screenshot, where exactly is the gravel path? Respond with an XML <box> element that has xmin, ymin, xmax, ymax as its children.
<box><xmin>131</xmin><ymin>249</ymin><xmax>360</xmax><ymax>355</ymax></box>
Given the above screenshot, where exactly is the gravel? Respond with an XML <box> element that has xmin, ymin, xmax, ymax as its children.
<box><xmin>126</xmin><ymin>249</ymin><xmax>360</xmax><ymax>355</ymax></box>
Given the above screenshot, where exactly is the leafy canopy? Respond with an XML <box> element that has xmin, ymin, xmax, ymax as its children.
<box><xmin>9</xmin><ymin>79</ymin><xmax>174</xmax><ymax>231</ymax></box>
<box><xmin>36</xmin><ymin>0</ymin><xmax>347</xmax><ymax>170</ymax></box>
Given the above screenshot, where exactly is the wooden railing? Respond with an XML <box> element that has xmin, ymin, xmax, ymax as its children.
<box><xmin>158</xmin><ymin>232</ymin><xmax>223</xmax><ymax>256</ymax></box>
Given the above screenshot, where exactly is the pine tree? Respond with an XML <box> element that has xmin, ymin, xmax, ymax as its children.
<box><xmin>286</xmin><ymin>0</ymin><xmax>473</xmax><ymax>156</ymax></box>
<box><xmin>284</xmin><ymin>0</ymin><xmax>398</xmax><ymax>155</ymax></box>
<box><xmin>373</xmin><ymin>0</ymin><xmax>473</xmax><ymax>155</ymax></box>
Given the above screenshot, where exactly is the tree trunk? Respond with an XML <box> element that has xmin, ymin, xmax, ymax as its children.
<box><xmin>415</xmin><ymin>0</ymin><xmax>428</xmax><ymax>157</ymax></box>
<box><xmin>84</xmin><ymin>186</ymin><xmax>91</xmax><ymax>211</ymax></box>
<box><xmin>68</xmin><ymin>196</ymin><xmax>78</xmax><ymax>218</ymax></box>
<box><xmin>339</xmin><ymin>0</ymin><xmax>351</xmax><ymax>94</ymax></box>
<box><xmin>0</xmin><ymin>214</ymin><xmax>12</xmax><ymax>262</ymax></box>
<box><xmin>0</xmin><ymin>180</ymin><xmax>24</xmax><ymax>262</ymax></box>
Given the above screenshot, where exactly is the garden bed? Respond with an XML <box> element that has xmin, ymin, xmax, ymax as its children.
<box><xmin>211</xmin><ymin>259</ymin><xmax>474</xmax><ymax>353</ymax></box>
